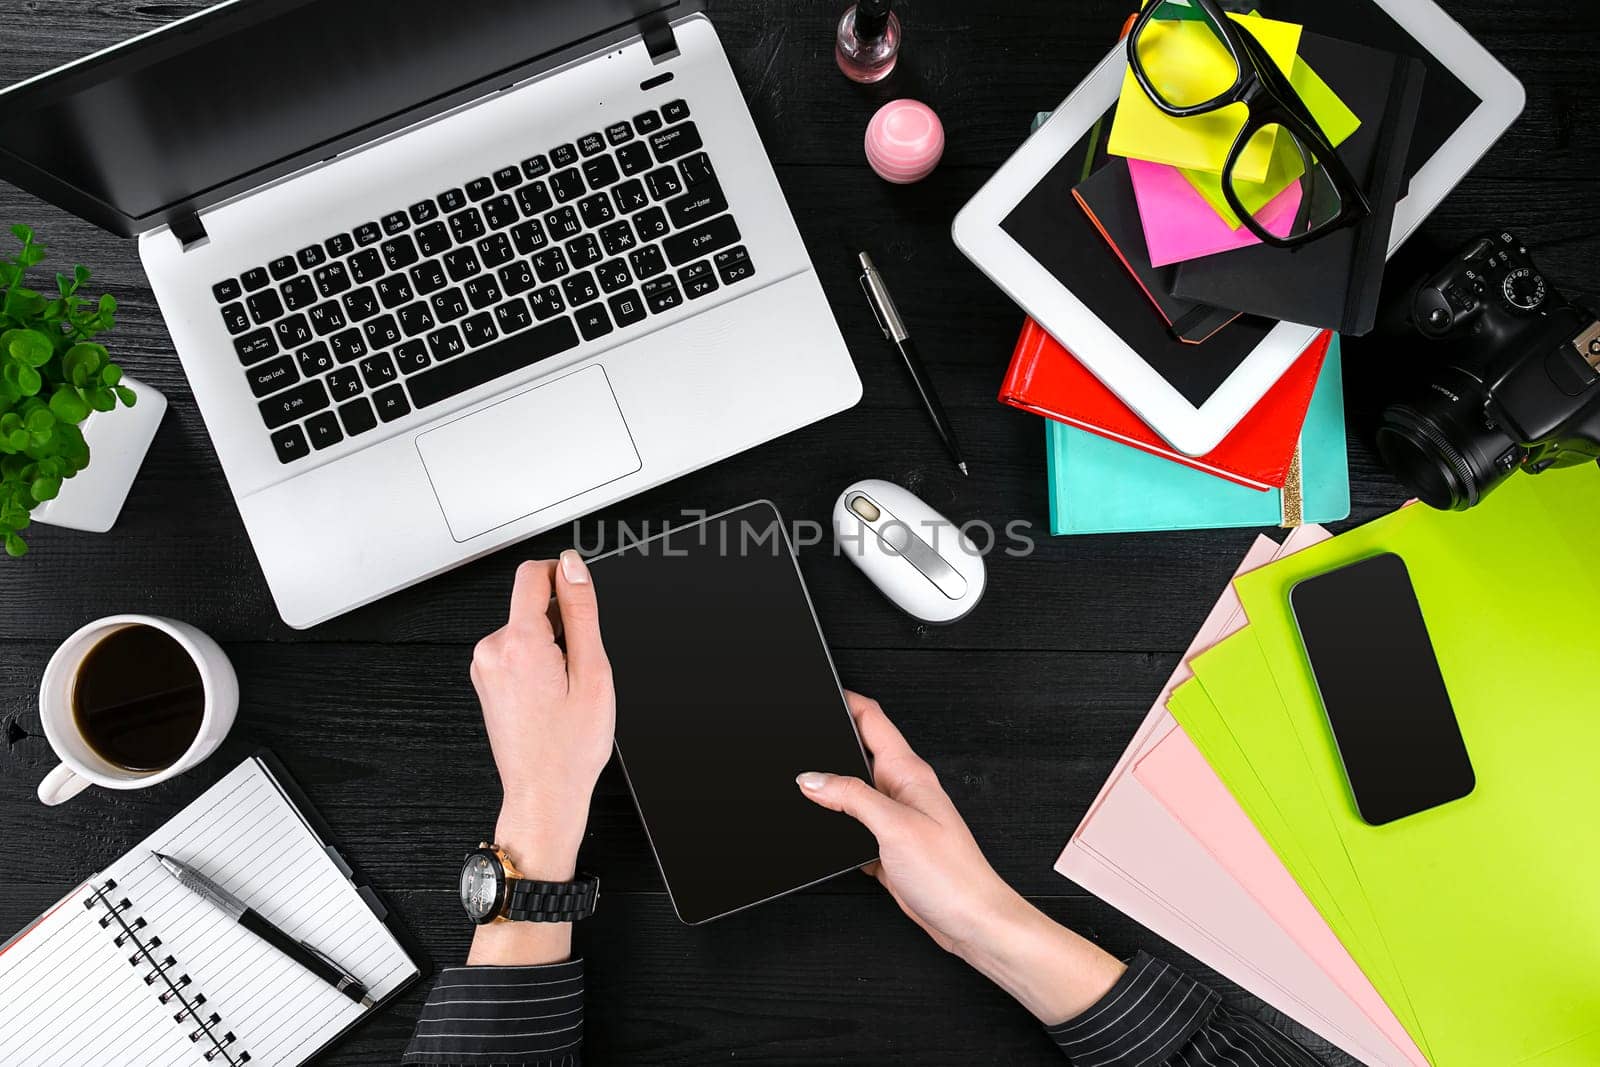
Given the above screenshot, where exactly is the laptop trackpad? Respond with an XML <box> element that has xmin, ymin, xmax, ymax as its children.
<box><xmin>417</xmin><ymin>366</ymin><xmax>641</xmax><ymax>542</ymax></box>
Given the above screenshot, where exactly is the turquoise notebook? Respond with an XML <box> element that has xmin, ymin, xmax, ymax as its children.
<box><xmin>1047</xmin><ymin>337</ymin><xmax>1350</xmax><ymax>534</ymax></box>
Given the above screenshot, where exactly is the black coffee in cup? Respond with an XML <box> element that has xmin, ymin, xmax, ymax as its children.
<box><xmin>72</xmin><ymin>625</ymin><xmax>206</xmax><ymax>773</ymax></box>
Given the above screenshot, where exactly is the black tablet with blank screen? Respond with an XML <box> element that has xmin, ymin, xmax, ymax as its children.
<box><xmin>590</xmin><ymin>501</ymin><xmax>878</xmax><ymax>924</ymax></box>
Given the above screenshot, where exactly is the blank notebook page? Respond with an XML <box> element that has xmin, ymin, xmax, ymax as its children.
<box><xmin>0</xmin><ymin>758</ymin><xmax>418</xmax><ymax>1067</ymax></box>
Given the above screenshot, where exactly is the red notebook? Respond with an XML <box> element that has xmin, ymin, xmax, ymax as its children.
<box><xmin>1000</xmin><ymin>320</ymin><xmax>1333</xmax><ymax>491</ymax></box>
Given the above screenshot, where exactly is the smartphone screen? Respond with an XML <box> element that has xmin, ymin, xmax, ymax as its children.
<box><xmin>1290</xmin><ymin>553</ymin><xmax>1475</xmax><ymax>825</ymax></box>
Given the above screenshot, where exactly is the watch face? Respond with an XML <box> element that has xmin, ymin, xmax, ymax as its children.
<box><xmin>460</xmin><ymin>852</ymin><xmax>503</xmax><ymax>921</ymax></box>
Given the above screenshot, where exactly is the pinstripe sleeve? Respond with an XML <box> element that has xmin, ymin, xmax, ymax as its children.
<box><xmin>1045</xmin><ymin>953</ymin><xmax>1325</xmax><ymax>1066</ymax></box>
<box><xmin>402</xmin><ymin>959</ymin><xmax>585</xmax><ymax>1066</ymax></box>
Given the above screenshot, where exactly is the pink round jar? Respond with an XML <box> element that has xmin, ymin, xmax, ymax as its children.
<box><xmin>865</xmin><ymin>99</ymin><xmax>945</xmax><ymax>184</ymax></box>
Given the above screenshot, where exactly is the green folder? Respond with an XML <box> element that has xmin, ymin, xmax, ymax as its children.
<box><xmin>1169</xmin><ymin>464</ymin><xmax>1600</xmax><ymax>1065</ymax></box>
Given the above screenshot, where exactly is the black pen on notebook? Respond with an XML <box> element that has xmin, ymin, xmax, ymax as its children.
<box><xmin>152</xmin><ymin>852</ymin><xmax>374</xmax><ymax>1009</ymax></box>
<box><xmin>858</xmin><ymin>251</ymin><xmax>970</xmax><ymax>477</ymax></box>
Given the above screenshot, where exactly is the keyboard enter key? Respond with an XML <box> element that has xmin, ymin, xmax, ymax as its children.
<box><xmin>666</xmin><ymin>180</ymin><xmax>728</xmax><ymax>229</ymax></box>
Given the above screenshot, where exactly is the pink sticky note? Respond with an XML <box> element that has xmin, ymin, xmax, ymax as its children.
<box><xmin>1127</xmin><ymin>158</ymin><xmax>1303</xmax><ymax>268</ymax></box>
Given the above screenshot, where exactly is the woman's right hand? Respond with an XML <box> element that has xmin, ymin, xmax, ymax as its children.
<box><xmin>797</xmin><ymin>692</ymin><xmax>1126</xmax><ymax>1026</ymax></box>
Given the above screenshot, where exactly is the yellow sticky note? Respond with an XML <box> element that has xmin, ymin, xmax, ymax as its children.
<box><xmin>1108</xmin><ymin>12</ymin><xmax>1303</xmax><ymax>182</ymax></box>
<box><xmin>1182</xmin><ymin>56</ymin><xmax>1362</xmax><ymax>228</ymax></box>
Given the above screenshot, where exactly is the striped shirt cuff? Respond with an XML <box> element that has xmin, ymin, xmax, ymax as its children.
<box><xmin>1046</xmin><ymin>953</ymin><xmax>1218</xmax><ymax>1067</ymax></box>
<box><xmin>402</xmin><ymin>959</ymin><xmax>585</xmax><ymax>1066</ymax></box>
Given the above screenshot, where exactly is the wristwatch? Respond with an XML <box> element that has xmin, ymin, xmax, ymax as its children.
<box><xmin>459</xmin><ymin>842</ymin><xmax>600</xmax><ymax>925</ymax></box>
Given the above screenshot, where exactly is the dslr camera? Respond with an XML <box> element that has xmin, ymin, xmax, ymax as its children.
<box><xmin>1377</xmin><ymin>232</ymin><xmax>1600</xmax><ymax>509</ymax></box>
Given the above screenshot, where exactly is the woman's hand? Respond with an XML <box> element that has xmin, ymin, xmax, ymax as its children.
<box><xmin>468</xmin><ymin>550</ymin><xmax>613</xmax><ymax>965</ymax></box>
<box><xmin>797</xmin><ymin>693</ymin><xmax>1125</xmax><ymax>1025</ymax></box>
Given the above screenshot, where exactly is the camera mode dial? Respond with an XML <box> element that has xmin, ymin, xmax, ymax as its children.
<box><xmin>1502</xmin><ymin>266</ymin><xmax>1547</xmax><ymax>312</ymax></box>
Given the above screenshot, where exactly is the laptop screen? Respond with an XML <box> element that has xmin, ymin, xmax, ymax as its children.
<box><xmin>0</xmin><ymin>0</ymin><xmax>683</xmax><ymax>235</ymax></box>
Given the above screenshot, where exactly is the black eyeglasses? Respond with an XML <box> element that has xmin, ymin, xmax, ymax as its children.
<box><xmin>1126</xmin><ymin>0</ymin><xmax>1370</xmax><ymax>248</ymax></box>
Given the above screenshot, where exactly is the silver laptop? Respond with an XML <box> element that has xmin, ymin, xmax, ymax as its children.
<box><xmin>0</xmin><ymin>0</ymin><xmax>860</xmax><ymax>628</ymax></box>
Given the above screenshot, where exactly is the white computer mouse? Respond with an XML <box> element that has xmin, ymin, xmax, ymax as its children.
<box><xmin>833</xmin><ymin>479</ymin><xmax>986</xmax><ymax>624</ymax></box>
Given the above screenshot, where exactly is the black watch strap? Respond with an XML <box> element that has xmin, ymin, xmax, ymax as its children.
<box><xmin>503</xmin><ymin>874</ymin><xmax>600</xmax><ymax>922</ymax></box>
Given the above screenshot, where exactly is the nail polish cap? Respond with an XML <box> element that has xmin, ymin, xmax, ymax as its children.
<box><xmin>854</xmin><ymin>0</ymin><xmax>893</xmax><ymax>41</ymax></box>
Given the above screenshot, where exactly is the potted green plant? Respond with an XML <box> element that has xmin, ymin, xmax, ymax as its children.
<box><xmin>1</xmin><ymin>224</ymin><xmax>166</xmax><ymax>556</ymax></box>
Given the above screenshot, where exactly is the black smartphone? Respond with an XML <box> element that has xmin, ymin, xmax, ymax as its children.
<box><xmin>1289</xmin><ymin>552</ymin><xmax>1474</xmax><ymax>826</ymax></box>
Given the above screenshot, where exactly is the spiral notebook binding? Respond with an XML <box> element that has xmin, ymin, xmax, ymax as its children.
<box><xmin>88</xmin><ymin>879</ymin><xmax>252</xmax><ymax>1066</ymax></box>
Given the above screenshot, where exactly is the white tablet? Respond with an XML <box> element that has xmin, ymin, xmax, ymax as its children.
<box><xmin>952</xmin><ymin>0</ymin><xmax>1524</xmax><ymax>457</ymax></box>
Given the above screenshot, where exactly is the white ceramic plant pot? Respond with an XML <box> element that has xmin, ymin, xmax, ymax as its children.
<box><xmin>30</xmin><ymin>374</ymin><xmax>167</xmax><ymax>534</ymax></box>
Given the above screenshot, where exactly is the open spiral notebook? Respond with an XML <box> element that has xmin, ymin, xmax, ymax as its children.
<box><xmin>0</xmin><ymin>756</ymin><xmax>420</xmax><ymax>1067</ymax></box>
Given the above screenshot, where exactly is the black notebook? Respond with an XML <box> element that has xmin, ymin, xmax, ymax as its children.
<box><xmin>0</xmin><ymin>756</ymin><xmax>420</xmax><ymax>1066</ymax></box>
<box><xmin>1074</xmin><ymin>157</ymin><xmax>1242</xmax><ymax>345</ymax></box>
<box><xmin>1170</xmin><ymin>32</ymin><xmax>1427</xmax><ymax>336</ymax></box>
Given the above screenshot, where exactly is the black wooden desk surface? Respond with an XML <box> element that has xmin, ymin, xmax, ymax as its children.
<box><xmin>2</xmin><ymin>2</ymin><xmax>1595</xmax><ymax>1063</ymax></box>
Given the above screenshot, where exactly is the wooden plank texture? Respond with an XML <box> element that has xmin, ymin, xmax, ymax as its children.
<box><xmin>2</xmin><ymin>0</ymin><xmax>1596</xmax><ymax>1063</ymax></box>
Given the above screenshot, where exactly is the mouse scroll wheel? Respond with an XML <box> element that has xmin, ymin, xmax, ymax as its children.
<box><xmin>848</xmin><ymin>495</ymin><xmax>881</xmax><ymax>522</ymax></box>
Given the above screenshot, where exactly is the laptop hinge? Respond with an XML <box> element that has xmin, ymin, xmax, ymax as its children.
<box><xmin>170</xmin><ymin>211</ymin><xmax>209</xmax><ymax>251</ymax></box>
<box><xmin>641</xmin><ymin>14</ymin><xmax>678</xmax><ymax>63</ymax></box>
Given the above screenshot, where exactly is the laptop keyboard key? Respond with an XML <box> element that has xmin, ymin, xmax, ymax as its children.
<box><xmin>562</xmin><ymin>271</ymin><xmax>599</xmax><ymax>307</ymax></box>
<box><xmin>363</xmin><ymin>314</ymin><xmax>402</xmax><ymax>350</ymax></box>
<box><xmin>377</xmin><ymin>274</ymin><xmax>415</xmax><ymax>309</ymax></box>
<box><xmin>715</xmin><ymin>245</ymin><xmax>755</xmax><ymax>286</ymax></box>
<box><xmin>649</xmin><ymin>122</ymin><xmax>702</xmax><ymax>163</ymax></box>
<box><xmin>282</xmin><ymin>275</ymin><xmax>317</xmax><ymax>311</ymax></box>
<box><xmin>577</xmin><ymin>193</ymin><xmax>614</xmax><ymax>228</ymax></box>
<box><xmin>360</xmin><ymin>353</ymin><xmax>398</xmax><ymax>389</ymax></box>
<box><xmin>680</xmin><ymin>151</ymin><xmax>715</xmax><ymax>189</ymax></box>
<box><xmin>550</xmin><ymin>143</ymin><xmax>578</xmax><ymax>168</ymax></box>
<box><xmin>269</xmin><ymin>255</ymin><xmax>298</xmax><ymax>281</ymax></box>
<box><xmin>577</xmin><ymin>132</ymin><xmax>606</xmax><ymax>157</ymax></box>
<box><xmin>521</xmin><ymin>154</ymin><xmax>550</xmax><ymax>180</ymax></box>
<box><xmin>444</xmin><ymin>247</ymin><xmax>482</xmax><ymax>282</ymax></box>
<box><xmin>518</xmin><ymin>181</ymin><xmax>553</xmax><ymax>217</ymax></box>
<box><xmin>297</xmin><ymin>244</ymin><xmax>326</xmax><ymax>269</ymax></box>
<box><xmin>609</xmin><ymin>289</ymin><xmax>647</xmax><ymax>328</ymax></box>
<box><xmin>642</xmin><ymin>276</ymin><xmax>683</xmax><ymax>314</ymax></box>
<box><xmin>331</xmin><ymin>329</ymin><xmax>367</xmax><ymax>363</ymax></box>
<box><xmin>511</xmin><ymin>219</ymin><xmax>548</xmax><ymax>256</ymax></box>
<box><xmin>644</xmin><ymin>166</ymin><xmax>683</xmax><ymax>201</ymax></box>
<box><xmin>382</xmin><ymin>211</ymin><xmax>410</xmax><ymax>235</ymax></box>
<box><xmin>259</xmin><ymin>379</ymin><xmax>329</xmax><ymax>429</ymax></box>
<box><xmin>328</xmin><ymin>365</ymin><xmax>364</xmax><ymax>399</ymax></box>
<box><xmin>596</xmin><ymin>258</ymin><xmax>631</xmax><ymax>293</ymax></box>
<box><xmin>634</xmin><ymin>109</ymin><xmax>662</xmax><ymax>134</ymax></box>
<box><xmin>431</xmin><ymin>288</ymin><xmax>470</xmax><ymax>323</ymax></box>
<box><xmin>438</xmin><ymin>188</ymin><xmax>467</xmax><ymax>212</ymax></box>
<box><xmin>296</xmin><ymin>341</ymin><xmax>335</xmax><ymax>377</ymax></box>
<box><xmin>633</xmin><ymin>207</ymin><xmax>669</xmax><ymax>243</ymax></box>
<box><xmin>679</xmin><ymin>260</ymin><xmax>720</xmax><ymax>300</ymax></box>
<box><xmin>493</xmin><ymin>165</ymin><xmax>522</xmax><ymax>191</ymax></box>
<box><xmin>314</xmin><ymin>262</ymin><xmax>351</xmax><ymax>297</ymax></box>
<box><xmin>395</xmin><ymin>340</ymin><xmax>431</xmax><ymax>374</ymax></box>
<box><xmin>484</xmin><ymin>195</ymin><xmax>519</xmax><ymax>231</ymax></box>
<box><xmin>306</xmin><ymin>411</ymin><xmax>344</xmax><ymax>450</ymax></box>
<box><xmin>339</xmin><ymin>397</ymin><xmax>378</xmax><ymax>437</ymax></box>
<box><xmin>398</xmin><ymin>301</ymin><xmax>437</xmax><ymax>337</ymax></box>
<box><xmin>663</xmin><ymin>214</ymin><xmax>739</xmax><ymax>266</ymax></box>
<box><xmin>582</xmin><ymin>156</ymin><xmax>619</xmax><ymax>190</ymax></box>
<box><xmin>308</xmin><ymin>301</ymin><xmax>347</xmax><ymax>336</ymax></box>
<box><xmin>246</xmin><ymin>355</ymin><xmax>298</xmax><ymax>397</ymax></box>
<box><xmin>275</xmin><ymin>314</ymin><xmax>313</xmax><ymax>348</ymax></box>
<box><xmin>242</xmin><ymin>267</ymin><xmax>271</xmax><ymax>291</ymax></box>
<box><xmin>526</xmin><ymin>285</ymin><xmax>566</xmax><ymax>321</ymax></box>
<box><xmin>667</xmin><ymin>180</ymin><xmax>727</xmax><ymax>229</ymax></box>
<box><xmin>533</xmin><ymin>247</ymin><xmax>569</xmax><ymax>282</ymax></box>
<box><xmin>598</xmin><ymin>221</ymin><xmax>636</xmax><ymax>257</ymax></box>
<box><xmin>247</xmin><ymin>290</ymin><xmax>284</xmax><ymax>325</ymax></box>
<box><xmin>466</xmin><ymin>177</ymin><xmax>495</xmax><ymax>201</ymax></box>
<box><xmin>550</xmin><ymin>169</ymin><xmax>585</xmax><ymax>203</ymax></box>
<box><xmin>343</xmin><ymin>285</ymin><xmax>381</xmax><ymax>321</ymax></box>
<box><xmin>494</xmin><ymin>298</ymin><xmax>532</xmax><ymax>335</ymax></box>
<box><xmin>499</xmin><ymin>259</ymin><xmax>538</xmax><ymax>296</ymax></box>
<box><xmin>545</xmin><ymin>207</ymin><xmax>582</xmax><ymax>240</ymax></box>
<box><xmin>373</xmin><ymin>383</ymin><xmax>412</xmax><ymax>423</ymax></box>
<box><xmin>565</xmin><ymin>234</ymin><xmax>601</xmax><ymax>269</ymax></box>
<box><xmin>477</xmin><ymin>233</ymin><xmax>514</xmax><ymax>269</ymax></box>
<box><xmin>629</xmin><ymin>244</ymin><xmax>666</xmax><ymax>279</ymax></box>
<box><xmin>213</xmin><ymin>278</ymin><xmax>242</xmax><ymax>303</ymax></box>
<box><xmin>574</xmin><ymin>302</ymin><xmax>612</xmax><ymax>341</ymax></box>
<box><xmin>411</xmin><ymin>260</ymin><xmax>448</xmax><ymax>296</ymax></box>
<box><xmin>407</xmin><ymin>316</ymin><xmax>580</xmax><ymax>409</ymax></box>
<box><xmin>617</xmin><ymin>142</ymin><xmax>652</xmax><ymax>176</ymax></box>
<box><xmin>462</xmin><ymin>312</ymin><xmax>498</xmax><ymax>348</ymax></box>
<box><xmin>465</xmin><ymin>276</ymin><xmax>502</xmax><ymax>310</ymax></box>
<box><xmin>271</xmin><ymin>424</ymin><xmax>310</xmax><ymax>464</ymax></box>
<box><xmin>449</xmin><ymin>209</ymin><xmax>486</xmax><ymax>244</ymax></box>
<box><xmin>605</xmin><ymin>121</ymin><xmax>634</xmax><ymax>145</ymax></box>
<box><xmin>326</xmin><ymin>232</ymin><xmax>355</xmax><ymax>257</ymax></box>
<box><xmin>661</xmin><ymin>99</ymin><xmax>691</xmax><ymax>123</ymax></box>
<box><xmin>350</xmin><ymin>249</ymin><xmax>385</xmax><ymax>284</ymax></box>
<box><xmin>613</xmin><ymin>179</ymin><xmax>649</xmax><ymax>214</ymax></box>
<box><xmin>417</xmin><ymin>221</ymin><xmax>452</xmax><ymax>257</ymax></box>
<box><xmin>354</xmin><ymin>222</ymin><xmax>384</xmax><ymax>246</ymax></box>
<box><xmin>410</xmin><ymin>200</ymin><xmax>439</xmax><ymax>225</ymax></box>
<box><xmin>428</xmin><ymin>326</ymin><xmax>466</xmax><ymax>360</ymax></box>
<box><xmin>382</xmin><ymin>235</ymin><xmax>419</xmax><ymax>271</ymax></box>
<box><xmin>235</xmin><ymin>328</ymin><xmax>278</xmax><ymax>365</ymax></box>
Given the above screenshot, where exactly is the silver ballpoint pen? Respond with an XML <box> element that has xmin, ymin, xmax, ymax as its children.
<box><xmin>153</xmin><ymin>852</ymin><xmax>374</xmax><ymax>1009</ymax></box>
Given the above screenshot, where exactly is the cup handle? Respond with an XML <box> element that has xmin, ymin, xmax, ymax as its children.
<box><xmin>38</xmin><ymin>764</ymin><xmax>91</xmax><ymax>806</ymax></box>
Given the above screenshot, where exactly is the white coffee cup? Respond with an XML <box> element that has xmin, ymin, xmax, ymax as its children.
<box><xmin>37</xmin><ymin>615</ymin><xmax>238</xmax><ymax>806</ymax></box>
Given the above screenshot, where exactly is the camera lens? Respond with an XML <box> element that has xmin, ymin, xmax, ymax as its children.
<box><xmin>1377</xmin><ymin>378</ymin><xmax>1522</xmax><ymax>510</ymax></box>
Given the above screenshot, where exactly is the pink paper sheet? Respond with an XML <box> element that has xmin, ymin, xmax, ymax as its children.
<box><xmin>1128</xmin><ymin>157</ymin><xmax>1303</xmax><ymax>268</ymax></box>
<box><xmin>1056</xmin><ymin>529</ymin><xmax>1428</xmax><ymax>1066</ymax></box>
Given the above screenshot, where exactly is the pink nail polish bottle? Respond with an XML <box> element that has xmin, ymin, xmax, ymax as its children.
<box><xmin>835</xmin><ymin>0</ymin><xmax>901</xmax><ymax>84</ymax></box>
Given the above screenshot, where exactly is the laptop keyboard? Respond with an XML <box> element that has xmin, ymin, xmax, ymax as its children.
<box><xmin>210</xmin><ymin>99</ymin><xmax>757</xmax><ymax>465</ymax></box>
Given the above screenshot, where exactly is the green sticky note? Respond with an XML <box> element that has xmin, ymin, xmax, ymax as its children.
<box><xmin>1108</xmin><ymin>12</ymin><xmax>1303</xmax><ymax>183</ymax></box>
<box><xmin>1179</xmin><ymin>55</ymin><xmax>1361</xmax><ymax>228</ymax></box>
<box><xmin>1177</xmin><ymin>466</ymin><xmax>1600</xmax><ymax>1066</ymax></box>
